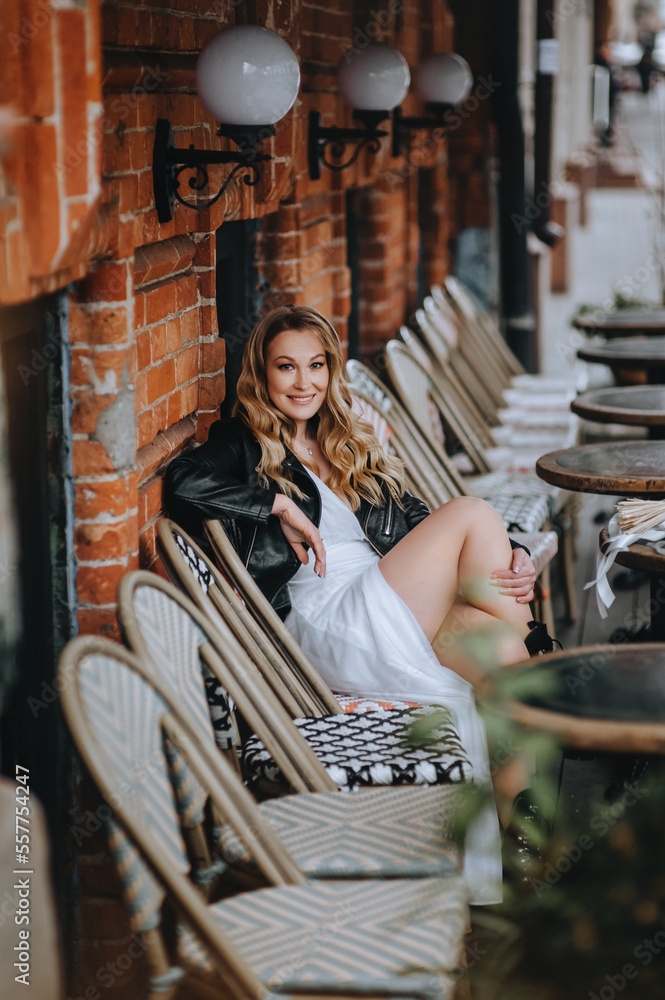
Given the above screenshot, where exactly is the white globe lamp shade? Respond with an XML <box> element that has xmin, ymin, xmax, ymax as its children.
<box><xmin>416</xmin><ymin>52</ymin><xmax>473</xmax><ymax>106</ymax></box>
<box><xmin>337</xmin><ymin>43</ymin><xmax>410</xmax><ymax>111</ymax></box>
<box><xmin>195</xmin><ymin>25</ymin><xmax>300</xmax><ymax>125</ymax></box>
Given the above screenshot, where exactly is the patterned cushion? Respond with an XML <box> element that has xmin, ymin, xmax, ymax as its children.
<box><xmin>241</xmin><ymin>707</ymin><xmax>472</xmax><ymax>791</ymax></box>
<box><xmin>178</xmin><ymin>877</ymin><xmax>467</xmax><ymax>999</ymax></box>
<box><xmin>336</xmin><ymin>694</ymin><xmax>419</xmax><ymax>713</ymax></box>
<box><xmin>218</xmin><ymin>785</ymin><xmax>462</xmax><ymax>878</ymax></box>
<box><xmin>481</xmin><ymin>489</ymin><xmax>551</xmax><ymax>534</ymax></box>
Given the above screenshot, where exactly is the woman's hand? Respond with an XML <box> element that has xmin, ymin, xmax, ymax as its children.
<box><xmin>272</xmin><ymin>495</ymin><xmax>326</xmax><ymax>578</ymax></box>
<box><xmin>490</xmin><ymin>547</ymin><xmax>536</xmax><ymax>603</ymax></box>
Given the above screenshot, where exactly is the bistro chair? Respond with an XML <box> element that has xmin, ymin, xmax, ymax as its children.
<box><xmin>346</xmin><ymin>361</ymin><xmax>559</xmax><ymax>630</ymax></box>
<box><xmin>423</xmin><ymin>293</ymin><xmax>581</xmax><ymax>444</ymax></box>
<box><xmin>114</xmin><ymin>573</ymin><xmax>468</xmax><ymax>882</ymax></box>
<box><xmin>441</xmin><ymin>275</ymin><xmax>589</xmax><ymax>395</ymax></box>
<box><xmin>384</xmin><ymin>337</ymin><xmax>578</xmax><ymax>622</ymax></box>
<box><xmin>60</xmin><ymin>636</ymin><xmax>469</xmax><ymax>1000</ymax></box>
<box><xmin>118</xmin><ymin>572</ymin><xmax>474</xmax><ymax>796</ymax></box>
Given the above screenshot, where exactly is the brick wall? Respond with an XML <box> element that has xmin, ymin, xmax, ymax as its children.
<box><xmin>0</xmin><ymin>0</ymin><xmax>103</xmax><ymax>302</ymax></box>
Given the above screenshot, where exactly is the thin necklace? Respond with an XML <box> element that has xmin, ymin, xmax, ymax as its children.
<box><xmin>295</xmin><ymin>439</ymin><xmax>313</xmax><ymax>456</ymax></box>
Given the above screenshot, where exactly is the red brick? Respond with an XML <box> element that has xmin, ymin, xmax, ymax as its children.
<box><xmin>76</xmin><ymin>608</ymin><xmax>121</xmax><ymax>640</ymax></box>
<box><xmin>72</xmin><ymin>394</ymin><xmax>115</xmax><ymax>436</ymax></box>
<box><xmin>72</xmin><ymin>440</ymin><xmax>115</xmax><ymax>477</ymax></box>
<box><xmin>116</xmin><ymin>5</ymin><xmax>139</xmax><ymax>47</ymax></box>
<box><xmin>200</xmin><ymin>305</ymin><xmax>218</xmax><ymax>337</ymax></box>
<box><xmin>136</xmin><ymin>329</ymin><xmax>151</xmax><ymax>372</ymax></box>
<box><xmin>103</xmin><ymin>129</ymin><xmax>131</xmax><ymax>174</ymax></box>
<box><xmin>143</xmin><ymin>479</ymin><xmax>163</xmax><ymax>522</ymax></box>
<box><xmin>75</xmin><ymin>478</ymin><xmax>128</xmax><ymax>520</ymax></box>
<box><xmin>75</xmin><ymin>521</ymin><xmax>130</xmax><ymax>562</ymax></box>
<box><xmin>118</xmin><ymin>173</ymin><xmax>140</xmax><ymax>215</ymax></box>
<box><xmin>81</xmin><ymin>261</ymin><xmax>130</xmax><ymax>305</ymax></box>
<box><xmin>24</xmin><ymin>122</ymin><xmax>60</xmax><ymax>275</ymax></box>
<box><xmin>175</xmin><ymin>344</ymin><xmax>198</xmax><ymax>385</ymax></box>
<box><xmin>21</xmin><ymin>0</ymin><xmax>56</xmax><ymax>119</ymax></box>
<box><xmin>146</xmin><ymin>359</ymin><xmax>176</xmax><ymax>403</ymax></box>
<box><xmin>72</xmin><ymin>306</ymin><xmax>129</xmax><ymax>347</ymax></box>
<box><xmin>166</xmin><ymin>316</ymin><xmax>182</xmax><ymax>354</ymax></box>
<box><xmin>181</xmin><ymin>380</ymin><xmax>198</xmax><ymax>416</ymax></box>
<box><xmin>135</xmin><ymin>371</ymin><xmax>148</xmax><ymax>411</ymax></box>
<box><xmin>153</xmin><ymin>398</ymin><xmax>168</xmax><ymax>435</ymax></box>
<box><xmin>200</xmin><ymin>337</ymin><xmax>226</xmax><ymax>374</ymax></box>
<box><xmin>137</xmin><ymin>408</ymin><xmax>153</xmax><ymax>450</ymax></box>
<box><xmin>175</xmin><ymin>273</ymin><xmax>198</xmax><ymax>311</ymax></box>
<box><xmin>196</xmin><ymin>410</ymin><xmax>218</xmax><ymax>442</ymax></box>
<box><xmin>151</xmin><ymin>323</ymin><xmax>167</xmax><ymax>363</ymax></box>
<box><xmin>180</xmin><ymin>308</ymin><xmax>199</xmax><ymax>343</ymax></box>
<box><xmin>138</xmin><ymin>523</ymin><xmax>156</xmax><ymax>567</ymax></box>
<box><xmin>167</xmin><ymin>389</ymin><xmax>182</xmax><ymax>426</ymax></box>
<box><xmin>76</xmin><ymin>563</ymin><xmax>126</xmax><ymax>605</ymax></box>
<box><xmin>198</xmin><ymin>372</ymin><xmax>224</xmax><ymax>410</ymax></box>
<box><xmin>145</xmin><ymin>281</ymin><xmax>177</xmax><ymax>326</ymax></box>
<box><xmin>58</xmin><ymin>10</ymin><xmax>89</xmax><ymax>198</ymax></box>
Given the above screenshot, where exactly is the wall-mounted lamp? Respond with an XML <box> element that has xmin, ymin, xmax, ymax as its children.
<box><xmin>308</xmin><ymin>43</ymin><xmax>410</xmax><ymax>180</ymax></box>
<box><xmin>153</xmin><ymin>25</ymin><xmax>300</xmax><ymax>222</ymax></box>
<box><xmin>391</xmin><ymin>52</ymin><xmax>473</xmax><ymax>157</ymax></box>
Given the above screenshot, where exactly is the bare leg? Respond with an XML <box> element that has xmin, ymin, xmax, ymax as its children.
<box><xmin>379</xmin><ymin>497</ymin><xmax>532</xmax><ymax>661</ymax></box>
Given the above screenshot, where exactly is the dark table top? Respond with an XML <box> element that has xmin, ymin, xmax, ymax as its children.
<box><xmin>577</xmin><ymin>336</ymin><xmax>665</xmax><ymax>369</ymax></box>
<box><xmin>573</xmin><ymin>309</ymin><xmax>665</xmax><ymax>335</ymax></box>
<box><xmin>481</xmin><ymin>644</ymin><xmax>665</xmax><ymax>753</ymax></box>
<box><xmin>536</xmin><ymin>441</ymin><xmax>665</xmax><ymax>496</ymax></box>
<box><xmin>571</xmin><ymin>385</ymin><xmax>665</xmax><ymax>426</ymax></box>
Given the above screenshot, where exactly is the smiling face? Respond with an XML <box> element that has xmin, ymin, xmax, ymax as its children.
<box><xmin>264</xmin><ymin>327</ymin><xmax>330</xmax><ymax>431</ymax></box>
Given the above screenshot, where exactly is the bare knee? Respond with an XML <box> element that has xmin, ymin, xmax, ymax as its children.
<box><xmin>434</xmin><ymin>496</ymin><xmax>506</xmax><ymax>531</ymax></box>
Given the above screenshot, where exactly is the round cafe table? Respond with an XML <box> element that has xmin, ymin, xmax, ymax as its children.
<box><xmin>536</xmin><ymin>441</ymin><xmax>665</xmax><ymax>498</ymax></box>
<box><xmin>480</xmin><ymin>644</ymin><xmax>665</xmax><ymax>755</ymax></box>
<box><xmin>572</xmin><ymin>309</ymin><xmax>665</xmax><ymax>337</ymax></box>
<box><xmin>537</xmin><ymin>442</ymin><xmax>665</xmax><ymax>639</ymax></box>
<box><xmin>577</xmin><ymin>336</ymin><xmax>665</xmax><ymax>384</ymax></box>
<box><xmin>570</xmin><ymin>385</ymin><xmax>665</xmax><ymax>440</ymax></box>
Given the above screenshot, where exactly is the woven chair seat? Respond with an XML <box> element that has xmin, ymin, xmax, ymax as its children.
<box><xmin>178</xmin><ymin>876</ymin><xmax>466</xmax><ymax>1000</ymax></box>
<box><xmin>242</xmin><ymin>707</ymin><xmax>472</xmax><ymax>791</ymax></box>
<box><xmin>507</xmin><ymin>530</ymin><xmax>559</xmax><ymax>578</ymax></box>
<box><xmin>466</xmin><ymin>469</ymin><xmax>566</xmax><ymax>517</ymax></box>
<box><xmin>219</xmin><ymin>784</ymin><xmax>461</xmax><ymax>878</ymax></box>
<box><xmin>336</xmin><ymin>694</ymin><xmax>419</xmax><ymax>712</ymax></box>
<box><xmin>490</xmin><ymin>424</ymin><xmax>578</xmax><ymax>450</ymax></box>
<box><xmin>476</xmin><ymin>488</ymin><xmax>551</xmax><ymax>534</ymax></box>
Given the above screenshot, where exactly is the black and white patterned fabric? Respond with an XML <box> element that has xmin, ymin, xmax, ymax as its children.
<box><xmin>482</xmin><ymin>488</ymin><xmax>551</xmax><ymax>534</ymax></box>
<box><xmin>242</xmin><ymin>706</ymin><xmax>471</xmax><ymax>791</ymax></box>
<box><xmin>173</xmin><ymin>530</ymin><xmax>214</xmax><ymax>593</ymax></box>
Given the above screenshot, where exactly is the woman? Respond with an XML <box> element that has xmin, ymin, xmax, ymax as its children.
<box><xmin>165</xmin><ymin>305</ymin><xmax>549</xmax><ymax>904</ymax></box>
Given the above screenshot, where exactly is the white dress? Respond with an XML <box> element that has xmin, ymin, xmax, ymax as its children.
<box><xmin>284</xmin><ymin>470</ymin><xmax>502</xmax><ymax>905</ymax></box>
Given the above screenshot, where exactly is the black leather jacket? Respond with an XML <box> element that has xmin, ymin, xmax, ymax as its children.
<box><xmin>164</xmin><ymin>417</ymin><xmax>431</xmax><ymax>619</ymax></box>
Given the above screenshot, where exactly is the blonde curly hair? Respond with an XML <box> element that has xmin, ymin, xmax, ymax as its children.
<box><xmin>234</xmin><ymin>305</ymin><xmax>407</xmax><ymax>510</ymax></box>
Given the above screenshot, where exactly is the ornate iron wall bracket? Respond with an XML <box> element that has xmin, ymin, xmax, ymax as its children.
<box><xmin>153</xmin><ymin>118</ymin><xmax>273</xmax><ymax>223</ymax></box>
<box><xmin>308</xmin><ymin>110</ymin><xmax>389</xmax><ymax>180</ymax></box>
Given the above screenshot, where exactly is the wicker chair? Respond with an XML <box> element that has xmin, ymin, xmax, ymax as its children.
<box><xmin>382</xmin><ymin>341</ymin><xmax>577</xmax><ymax>622</ymax></box>
<box><xmin>60</xmin><ymin>636</ymin><xmax>469</xmax><ymax>1000</ymax></box>
<box><xmin>118</xmin><ymin>572</ymin><xmax>474</xmax><ymax>796</ymax></box>
<box><xmin>346</xmin><ymin>360</ymin><xmax>559</xmax><ymax>630</ymax></box>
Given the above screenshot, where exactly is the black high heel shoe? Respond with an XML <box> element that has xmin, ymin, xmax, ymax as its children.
<box><xmin>524</xmin><ymin>620</ymin><xmax>562</xmax><ymax>657</ymax></box>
